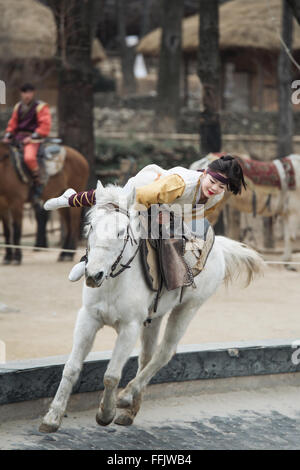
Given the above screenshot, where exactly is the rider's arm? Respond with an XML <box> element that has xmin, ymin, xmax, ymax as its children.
<box><xmin>135</xmin><ymin>174</ymin><xmax>185</xmax><ymax>208</ymax></box>
<box><xmin>5</xmin><ymin>104</ymin><xmax>19</xmax><ymax>136</ymax></box>
<box><xmin>34</xmin><ymin>103</ymin><xmax>51</xmax><ymax>138</ymax></box>
<box><xmin>68</xmin><ymin>189</ymin><xmax>96</xmax><ymax>207</ymax></box>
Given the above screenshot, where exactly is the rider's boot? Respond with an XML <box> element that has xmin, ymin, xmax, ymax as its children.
<box><xmin>43</xmin><ymin>188</ymin><xmax>76</xmax><ymax>211</ymax></box>
<box><xmin>31</xmin><ymin>169</ymin><xmax>44</xmax><ymax>208</ymax></box>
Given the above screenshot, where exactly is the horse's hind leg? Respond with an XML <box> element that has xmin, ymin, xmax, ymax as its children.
<box><xmin>96</xmin><ymin>321</ymin><xmax>140</xmax><ymax>426</ymax></box>
<box><xmin>115</xmin><ymin>301</ymin><xmax>198</xmax><ymax>426</ymax></box>
<box><xmin>58</xmin><ymin>208</ymin><xmax>80</xmax><ymax>262</ymax></box>
<box><xmin>39</xmin><ymin>308</ymin><xmax>102</xmax><ymax>433</ymax></box>
<box><xmin>1</xmin><ymin>210</ymin><xmax>13</xmax><ymax>264</ymax></box>
<box><xmin>11</xmin><ymin>204</ymin><xmax>23</xmax><ymax>265</ymax></box>
<box><xmin>34</xmin><ymin>206</ymin><xmax>49</xmax><ymax>248</ymax></box>
<box><xmin>116</xmin><ymin>316</ymin><xmax>163</xmax><ymax>410</ymax></box>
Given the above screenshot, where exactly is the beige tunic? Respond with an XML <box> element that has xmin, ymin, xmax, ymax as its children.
<box><xmin>123</xmin><ymin>164</ymin><xmax>225</xmax><ymax>220</ymax></box>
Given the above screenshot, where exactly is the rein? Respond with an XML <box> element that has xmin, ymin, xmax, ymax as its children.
<box><xmin>89</xmin><ymin>203</ymin><xmax>141</xmax><ymax>280</ymax></box>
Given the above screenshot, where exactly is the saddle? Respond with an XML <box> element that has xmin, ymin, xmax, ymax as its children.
<box><xmin>9</xmin><ymin>139</ymin><xmax>66</xmax><ymax>186</ymax></box>
<box><xmin>140</xmin><ymin>215</ymin><xmax>215</xmax><ymax>312</ymax></box>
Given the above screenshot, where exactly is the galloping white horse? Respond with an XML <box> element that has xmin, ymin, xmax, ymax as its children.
<box><xmin>40</xmin><ymin>182</ymin><xmax>264</xmax><ymax>433</ymax></box>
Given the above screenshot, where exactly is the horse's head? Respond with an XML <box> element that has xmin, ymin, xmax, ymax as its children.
<box><xmin>85</xmin><ymin>180</ymin><xmax>138</xmax><ymax>288</ymax></box>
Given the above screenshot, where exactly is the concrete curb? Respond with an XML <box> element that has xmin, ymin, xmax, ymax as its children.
<box><xmin>1</xmin><ymin>339</ymin><xmax>300</xmax><ymax>406</ymax></box>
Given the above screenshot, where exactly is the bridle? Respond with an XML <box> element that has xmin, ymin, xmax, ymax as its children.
<box><xmin>87</xmin><ymin>203</ymin><xmax>140</xmax><ymax>280</ymax></box>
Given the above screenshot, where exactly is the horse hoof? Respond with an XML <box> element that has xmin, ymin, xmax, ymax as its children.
<box><xmin>39</xmin><ymin>422</ymin><xmax>59</xmax><ymax>433</ymax></box>
<box><xmin>58</xmin><ymin>255</ymin><xmax>74</xmax><ymax>263</ymax></box>
<box><xmin>117</xmin><ymin>395</ymin><xmax>132</xmax><ymax>409</ymax></box>
<box><xmin>285</xmin><ymin>264</ymin><xmax>297</xmax><ymax>272</ymax></box>
<box><xmin>95</xmin><ymin>411</ymin><xmax>115</xmax><ymax>427</ymax></box>
<box><xmin>11</xmin><ymin>259</ymin><xmax>21</xmax><ymax>266</ymax></box>
<box><xmin>114</xmin><ymin>412</ymin><xmax>134</xmax><ymax>426</ymax></box>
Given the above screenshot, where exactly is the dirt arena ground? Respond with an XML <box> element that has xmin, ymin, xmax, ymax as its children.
<box><xmin>0</xmin><ymin>210</ymin><xmax>300</xmax><ymax>361</ymax></box>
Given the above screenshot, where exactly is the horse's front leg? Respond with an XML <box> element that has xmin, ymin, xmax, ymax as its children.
<box><xmin>39</xmin><ymin>307</ymin><xmax>102</xmax><ymax>433</ymax></box>
<box><xmin>116</xmin><ymin>316</ymin><xmax>163</xmax><ymax>410</ymax></box>
<box><xmin>282</xmin><ymin>213</ymin><xmax>292</xmax><ymax>264</ymax></box>
<box><xmin>96</xmin><ymin>320</ymin><xmax>140</xmax><ymax>426</ymax></box>
<box><xmin>115</xmin><ymin>301</ymin><xmax>198</xmax><ymax>426</ymax></box>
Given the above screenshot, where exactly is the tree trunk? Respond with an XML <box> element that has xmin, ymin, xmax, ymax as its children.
<box><xmin>286</xmin><ymin>0</ymin><xmax>300</xmax><ymax>25</ymax></box>
<box><xmin>49</xmin><ymin>0</ymin><xmax>97</xmax><ymax>188</ymax></box>
<box><xmin>155</xmin><ymin>0</ymin><xmax>184</xmax><ymax>132</ymax></box>
<box><xmin>277</xmin><ymin>0</ymin><xmax>294</xmax><ymax>158</ymax></box>
<box><xmin>117</xmin><ymin>0</ymin><xmax>137</xmax><ymax>96</ymax></box>
<box><xmin>264</xmin><ymin>0</ymin><xmax>294</xmax><ymax>249</ymax></box>
<box><xmin>197</xmin><ymin>0</ymin><xmax>221</xmax><ymax>155</ymax></box>
<box><xmin>198</xmin><ymin>0</ymin><xmax>225</xmax><ymax>235</ymax></box>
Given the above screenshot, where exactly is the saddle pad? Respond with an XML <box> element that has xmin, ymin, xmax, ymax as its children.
<box><xmin>43</xmin><ymin>144</ymin><xmax>66</xmax><ymax>176</ymax></box>
<box><xmin>184</xmin><ymin>224</ymin><xmax>215</xmax><ymax>277</ymax></box>
<box><xmin>140</xmin><ymin>239</ymin><xmax>161</xmax><ymax>291</ymax></box>
<box><xmin>238</xmin><ymin>158</ymin><xmax>281</xmax><ymax>188</ymax></box>
<box><xmin>9</xmin><ymin>145</ymin><xmax>30</xmax><ymax>184</ymax></box>
<box><xmin>140</xmin><ymin>226</ymin><xmax>215</xmax><ymax>292</ymax></box>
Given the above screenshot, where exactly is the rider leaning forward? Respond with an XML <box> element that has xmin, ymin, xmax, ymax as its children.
<box><xmin>2</xmin><ymin>83</ymin><xmax>52</xmax><ymax>203</ymax></box>
<box><xmin>44</xmin><ymin>154</ymin><xmax>246</xmax><ymax>282</ymax></box>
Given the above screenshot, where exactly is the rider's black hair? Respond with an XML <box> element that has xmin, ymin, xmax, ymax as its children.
<box><xmin>208</xmin><ymin>154</ymin><xmax>247</xmax><ymax>195</ymax></box>
<box><xmin>20</xmin><ymin>83</ymin><xmax>35</xmax><ymax>92</ymax></box>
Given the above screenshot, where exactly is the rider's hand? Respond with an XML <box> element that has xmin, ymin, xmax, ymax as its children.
<box><xmin>2</xmin><ymin>137</ymin><xmax>11</xmax><ymax>144</ymax></box>
<box><xmin>23</xmin><ymin>136</ymin><xmax>31</xmax><ymax>144</ymax></box>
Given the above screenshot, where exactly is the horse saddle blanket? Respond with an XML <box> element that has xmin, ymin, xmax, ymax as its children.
<box><xmin>140</xmin><ymin>218</ymin><xmax>215</xmax><ymax>292</ymax></box>
<box><xmin>238</xmin><ymin>156</ymin><xmax>296</xmax><ymax>190</ymax></box>
<box><xmin>10</xmin><ymin>142</ymin><xmax>66</xmax><ymax>185</ymax></box>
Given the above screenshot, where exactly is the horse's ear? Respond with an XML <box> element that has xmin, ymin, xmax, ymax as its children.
<box><xmin>96</xmin><ymin>180</ymin><xmax>104</xmax><ymax>191</ymax></box>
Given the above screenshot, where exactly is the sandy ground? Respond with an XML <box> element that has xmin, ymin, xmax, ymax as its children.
<box><xmin>0</xmin><ymin>212</ymin><xmax>300</xmax><ymax>361</ymax></box>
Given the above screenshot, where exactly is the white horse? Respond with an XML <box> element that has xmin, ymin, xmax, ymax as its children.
<box><xmin>39</xmin><ymin>182</ymin><xmax>264</xmax><ymax>433</ymax></box>
<box><xmin>190</xmin><ymin>154</ymin><xmax>300</xmax><ymax>262</ymax></box>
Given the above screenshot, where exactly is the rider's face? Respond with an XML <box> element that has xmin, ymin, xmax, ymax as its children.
<box><xmin>21</xmin><ymin>90</ymin><xmax>35</xmax><ymax>105</ymax></box>
<box><xmin>201</xmin><ymin>171</ymin><xmax>226</xmax><ymax>198</ymax></box>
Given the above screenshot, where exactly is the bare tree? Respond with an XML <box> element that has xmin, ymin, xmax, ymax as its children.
<box><xmin>48</xmin><ymin>0</ymin><xmax>99</xmax><ymax>187</ymax></box>
<box><xmin>263</xmin><ymin>0</ymin><xmax>294</xmax><ymax>249</ymax></box>
<box><xmin>277</xmin><ymin>0</ymin><xmax>294</xmax><ymax>158</ymax></box>
<box><xmin>117</xmin><ymin>0</ymin><xmax>137</xmax><ymax>96</ymax></box>
<box><xmin>155</xmin><ymin>0</ymin><xmax>184</xmax><ymax>132</ymax></box>
<box><xmin>197</xmin><ymin>0</ymin><xmax>227</xmax><ymax>236</ymax></box>
<box><xmin>286</xmin><ymin>0</ymin><xmax>300</xmax><ymax>24</ymax></box>
<box><xmin>197</xmin><ymin>0</ymin><xmax>221</xmax><ymax>155</ymax></box>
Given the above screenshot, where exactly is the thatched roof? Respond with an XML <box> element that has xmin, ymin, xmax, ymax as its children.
<box><xmin>0</xmin><ymin>0</ymin><xmax>56</xmax><ymax>60</ymax></box>
<box><xmin>137</xmin><ymin>0</ymin><xmax>300</xmax><ymax>56</ymax></box>
<box><xmin>92</xmin><ymin>39</ymin><xmax>107</xmax><ymax>63</ymax></box>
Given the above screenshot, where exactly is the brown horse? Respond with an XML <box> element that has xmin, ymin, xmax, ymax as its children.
<box><xmin>0</xmin><ymin>142</ymin><xmax>89</xmax><ymax>264</ymax></box>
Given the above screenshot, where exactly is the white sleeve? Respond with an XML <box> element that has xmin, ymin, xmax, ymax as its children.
<box><xmin>122</xmin><ymin>164</ymin><xmax>168</xmax><ymax>194</ymax></box>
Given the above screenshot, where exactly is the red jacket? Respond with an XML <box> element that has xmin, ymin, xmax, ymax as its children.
<box><xmin>6</xmin><ymin>101</ymin><xmax>51</xmax><ymax>137</ymax></box>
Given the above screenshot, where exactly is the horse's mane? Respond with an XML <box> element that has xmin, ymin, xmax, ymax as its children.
<box><xmin>85</xmin><ymin>183</ymin><xmax>129</xmax><ymax>230</ymax></box>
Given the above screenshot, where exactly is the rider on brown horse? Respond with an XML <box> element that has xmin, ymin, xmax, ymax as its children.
<box><xmin>2</xmin><ymin>83</ymin><xmax>52</xmax><ymax>204</ymax></box>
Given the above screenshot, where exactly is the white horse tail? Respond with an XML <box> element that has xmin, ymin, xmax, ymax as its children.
<box><xmin>216</xmin><ymin>235</ymin><xmax>265</xmax><ymax>287</ymax></box>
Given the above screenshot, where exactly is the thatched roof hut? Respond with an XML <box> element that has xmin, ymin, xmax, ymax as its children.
<box><xmin>0</xmin><ymin>0</ymin><xmax>56</xmax><ymax>60</ymax></box>
<box><xmin>137</xmin><ymin>0</ymin><xmax>300</xmax><ymax>112</ymax></box>
<box><xmin>137</xmin><ymin>0</ymin><xmax>300</xmax><ymax>56</ymax></box>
